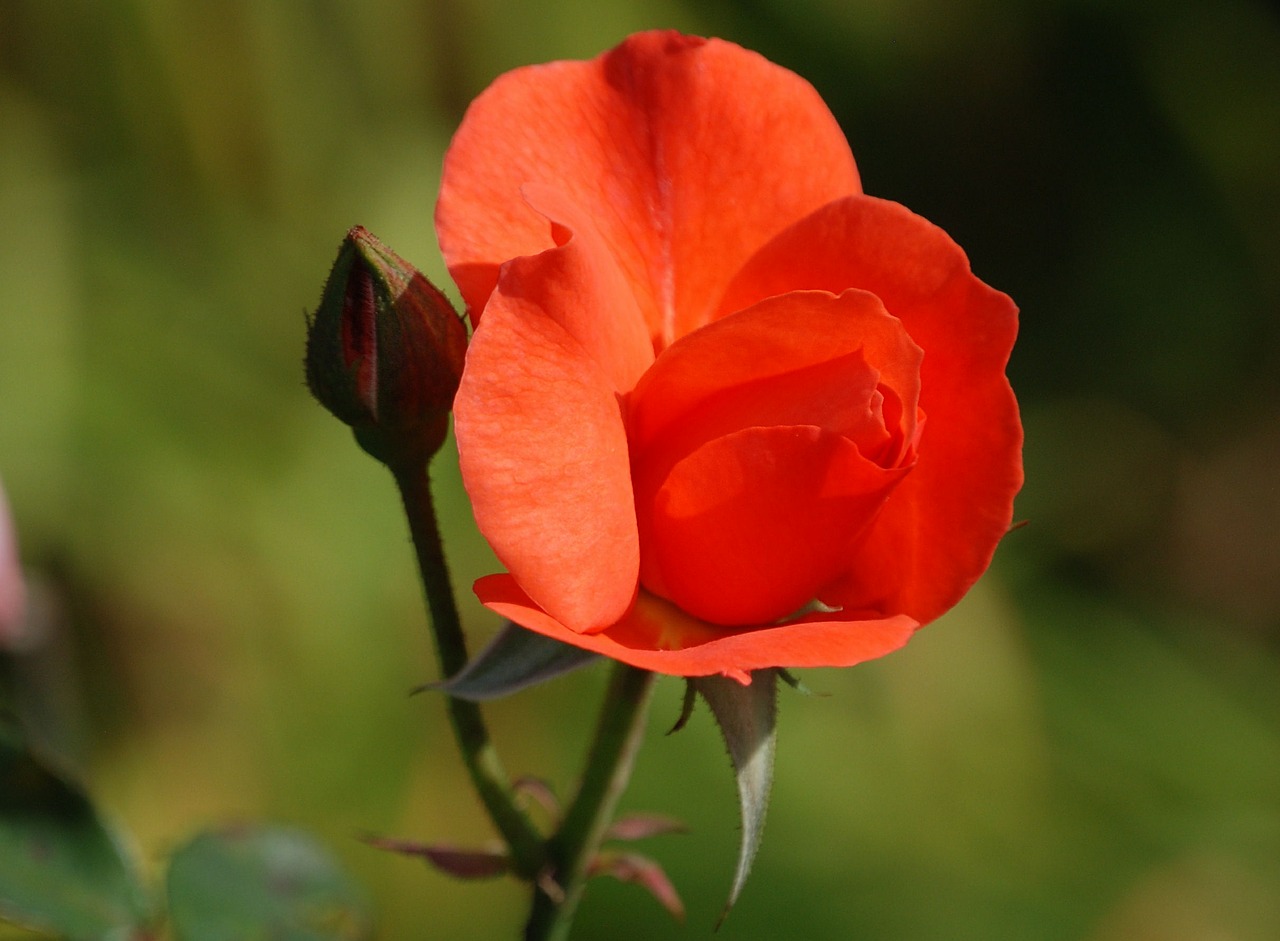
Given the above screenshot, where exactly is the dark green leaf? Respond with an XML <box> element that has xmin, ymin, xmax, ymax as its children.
<box><xmin>693</xmin><ymin>669</ymin><xmax>778</xmax><ymax>928</ymax></box>
<box><xmin>166</xmin><ymin>826</ymin><xmax>371</xmax><ymax>941</ymax></box>
<box><xmin>418</xmin><ymin>622</ymin><xmax>599</xmax><ymax>701</ymax></box>
<box><xmin>0</xmin><ymin>726</ymin><xmax>151</xmax><ymax>940</ymax></box>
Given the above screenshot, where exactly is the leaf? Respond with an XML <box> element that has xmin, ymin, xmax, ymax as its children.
<box><xmin>418</xmin><ymin>622</ymin><xmax>600</xmax><ymax>701</ymax></box>
<box><xmin>692</xmin><ymin>669</ymin><xmax>779</xmax><ymax>928</ymax></box>
<box><xmin>604</xmin><ymin>813</ymin><xmax>688</xmax><ymax>842</ymax></box>
<box><xmin>360</xmin><ymin>835</ymin><xmax>510</xmax><ymax>880</ymax></box>
<box><xmin>0</xmin><ymin>726</ymin><xmax>151</xmax><ymax>939</ymax></box>
<box><xmin>589</xmin><ymin>851</ymin><xmax>685</xmax><ymax>923</ymax></box>
<box><xmin>166</xmin><ymin>826</ymin><xmax>372</xmax><ymax>941</ymax></box>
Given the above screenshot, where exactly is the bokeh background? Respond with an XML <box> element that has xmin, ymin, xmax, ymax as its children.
<box><xmin>2</xmin><ymin>0</ymin><xmax>1279</xmax><ymax>938</ymax></box>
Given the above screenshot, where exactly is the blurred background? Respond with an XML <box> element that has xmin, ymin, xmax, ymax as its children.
<box><xmin>2</xmin><ymin>0</ymin><xmax>1279</xmax><ymax>938</ymax></box>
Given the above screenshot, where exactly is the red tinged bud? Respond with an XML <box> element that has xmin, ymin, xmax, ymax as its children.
<box><xmin>305</xmin><ymin>226</ymin><xmax>468</xmax><ymax>469</ymax></box>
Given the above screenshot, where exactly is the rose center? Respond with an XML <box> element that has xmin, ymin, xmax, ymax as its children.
<box><xmin>629</xmin><ymin>350</ymin><xmax>919</xmax><ymax>626</ymax></box>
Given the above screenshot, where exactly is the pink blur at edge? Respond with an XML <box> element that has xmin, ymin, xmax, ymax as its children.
<box><xmin>0</xmin><ymin>479</ymin><xmax>27</xmax><ymax>647</ymax></box>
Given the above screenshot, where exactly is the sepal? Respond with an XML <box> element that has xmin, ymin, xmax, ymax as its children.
<box><xmin>692</xmin><ymin>669</ymin><xmax>779</xmax><ymax>927</ymax></box>
<box><xmin>305</xmin><ymin>226</ymin><xmax>468</xmax><ymax>469</ymax></box>
<box><xmin>418</xmin><ymin>622</ymin><xmax>600</xmax><ymax>701</ymax></box>
<box><xmin>667</xmin><ymin>681</ymin><xmax>698</xmax><ymax>735</ymax></box>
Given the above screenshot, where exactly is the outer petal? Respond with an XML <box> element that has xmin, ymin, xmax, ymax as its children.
<box><xmin>436</xmin><ymin>30</ymin><xmax>860</xmax><ymax>345</ymax></box>
<box><xmin>517</xmin><ymin>184</ymin><xmax>654</xmax><ymax>393</ymax></box>
<box><xmin>476</xmin><ymin>575</ymin><xmax>918</xmax><ymax>681</ymax></box>
<box><xmin>454</xmin><ymin>218</ymin><xmax>649</xmax><ymax>632</ymax></box>
<box><xmin>720</xmin><ymin>195</ymin><xmax>1023</xmax><ymax>625</ymax></box>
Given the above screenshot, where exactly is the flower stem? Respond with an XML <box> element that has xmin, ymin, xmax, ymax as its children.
<box><xmin>524</xmin><ymin>663</ymin><xmax>657</xmax><ymax>941</ymax></box>
<box><xmin>392</xmin><ymin>464</ymin><xmax>544</xmax><ymax>877</ymax></box>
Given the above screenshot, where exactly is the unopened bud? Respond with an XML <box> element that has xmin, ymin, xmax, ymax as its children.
<box><xmin>305</xmin><ymin>226</ymin><xmax>468</xmax><ymax>469</ymax></box>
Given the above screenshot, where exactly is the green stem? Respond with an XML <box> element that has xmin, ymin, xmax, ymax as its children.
<box><xmin>524</xmin><ymin>663</ymin><xmax>657</xmax><ymax>941</ymax></box>
<box><xmin>393</xmin><ymin>464</ymin><xmax>544</xmax><ymax>877</ymax></box>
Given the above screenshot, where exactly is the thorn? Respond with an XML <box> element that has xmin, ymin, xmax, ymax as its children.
<box><xmin>513</xmin><ymin>776</ymin><xmax>561</xmax><ymax>822</ymax></box>
<box><xmin>536</xmin><ymin>869</ymin><xmax>566</xmax><ymax>904</ymax></box>
<box><xmin>667</xmin><ymin>680</ymin><xmax>698</xmax><ymax>735</ymax></box>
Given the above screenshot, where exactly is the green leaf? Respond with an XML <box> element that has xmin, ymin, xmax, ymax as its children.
<box><xmin>0</xmin><ymin>726</ymin><xmax>151</xmax><ymax>940</ymax></box>
<box><xmin>693</xmin><ymin>669</ymin><xmax>778</xmax><ymax>928</ymax></box>
<box><xmin>166</xmin><ymin>826</ymin><xmax>371</xmax><ymax>941</ymax></box>
<box><xmin>418</xmin><ymin>622</ymin><xmax>600</xmax><ymax>701</ymax></box>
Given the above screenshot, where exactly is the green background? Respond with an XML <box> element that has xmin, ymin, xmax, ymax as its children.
<box><xmin>2</xmin><ymin>0</ymin><xmax>1279</xmax><ymax>937</ymax></box>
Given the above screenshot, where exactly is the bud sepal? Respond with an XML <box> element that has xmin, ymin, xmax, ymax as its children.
<box><xmin>305</xmin><ymin>226</ymin><xmax>468</xmax><ymax>470</ymax></box>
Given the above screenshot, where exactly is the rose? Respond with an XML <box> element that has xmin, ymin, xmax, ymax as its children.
<box><xmin>437</xmin><ymin>31</ymin><xmax>1022</xmax><ymax>682</ymax></box>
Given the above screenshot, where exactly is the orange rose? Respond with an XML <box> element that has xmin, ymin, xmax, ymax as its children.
<box><xmin>439</xmin><ymin>31</ymin><xmax>1022</xmax><ymax>682</ymax></box>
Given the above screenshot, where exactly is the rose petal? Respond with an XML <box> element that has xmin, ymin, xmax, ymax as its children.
<box><xmin>639</xmin><ymin>425</ymin><xmax>909</xmax><ymax>626</ymax></box>
<box><xmin>627</xmin><ymin>289</ymin><xmax>922</xmax><ymax>462</ymax></box>
<box><xmin>476</xmin><ymin>575</ymin><xmax>918</xmax><ymax>681</ymax></box>
<box><xmin>720</xmin><ymin>195</ymin><xmax>1023</xmax><ymax>624</ymax></box>
<box><xmin>454</xmin><ymin>231</ymin><xmax>645</xmax><ymax>632</ymax></box>
<box><xmin>437</xmin><ymin>30</ymin><xmax>860</xmax><ymax>344</ymax></box>
<box><xmin>515</xmin><ymin>185</ymin><xmax>654</xmax><ymax>393</ymax></box>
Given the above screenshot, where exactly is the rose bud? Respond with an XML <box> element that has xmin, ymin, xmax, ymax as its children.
<box><xmin>305</xmin><ymin>226</ymin><xmax>468</xmax><ymax>469</ymax></box>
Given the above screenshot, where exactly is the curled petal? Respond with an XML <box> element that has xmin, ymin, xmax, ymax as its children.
<box><xmin>638</xmin><ymin>426</ymin><xmax>909</xmax><ymax>625</ymax></box>
<box><xmin>515</xmin><ymin>185</ymin><xmax>654</xmax><ymax>393</ymax></box>
<box><xmin>437</xmin><ymin>31</ymin><xmax>860</xmax><ymax>343</ymax></box>
<box><xmin>476</xmin><ymin>575</ymin><xmax>918</xmax><ymax>681</ymax></box>
<box><xmin>721</xmin><ymin>195</ymin><xmax>1022</xmax><ymax>624</ymax></box>
<box><xmin>628</xmin><ymin>288</ymin><xmax>922</xmax><ymax>462</ymax></box>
